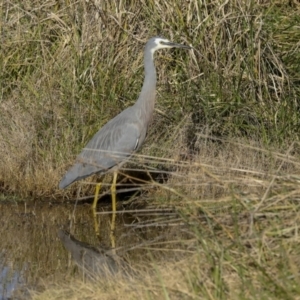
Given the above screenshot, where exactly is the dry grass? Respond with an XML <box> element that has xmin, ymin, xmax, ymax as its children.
<box><xmin>1</xmin><ymin>0</ymin><xmax>300</xmax><ymax>298</ymax></box>
<box><xmin>32</xmin><ymin>247</ymin><xmax>300</xmax><ymax>300</ymax></box>
<box><xmin>29</xmin><ymin>137</ymin><xmax>300</xmax><ymax>299</ymax></box>
<box><xmin>1</xmin><ymin>0</ymin><xmax>299</xmax><ymax>198</ymax></box>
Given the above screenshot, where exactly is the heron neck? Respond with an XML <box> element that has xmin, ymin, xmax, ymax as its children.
<box><xmin>135</xmin><ymin>50</ymin><xmax>157</xmax><ymax>122</ymax></box>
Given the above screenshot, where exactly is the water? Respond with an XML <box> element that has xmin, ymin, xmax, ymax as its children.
<box><xmin>0</xmin><ymin>202</ymin><xmax>176</xmax><ymax>299</ymax></box>
<box><xmin>0</xmin><ymin>200</ymin><xmax>181</xmax><ymax>298</ymax></box>
<box><xmin>0</xmin><ymin>253</ymin><xmax>26</xmax><ymax>300</ymax></box>
<box><xmin>0</xmin><ymin>201</ymin><xmax>104</xmax><ymax>298</ymax></box>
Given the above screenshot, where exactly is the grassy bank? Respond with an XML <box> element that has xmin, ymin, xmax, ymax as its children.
<box><xmin>1</xmin><ymin>0</ymin><xmax>299</xmax><ymax>198</ymax></box>
<box><xmin>1</xmin><ymin>0</ymin><xmax>300</xmax><ymax>299</ymax></box>
<box><xmin>31</xmin><ymin>137</ymin><xmax>300</xmax><ymax>299</ymax></box>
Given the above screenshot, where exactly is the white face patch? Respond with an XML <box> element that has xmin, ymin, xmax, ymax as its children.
<box><xmin>150</xmin><ymin>37</ymin><xmax>171</xmax><ymax>54</ymax></box>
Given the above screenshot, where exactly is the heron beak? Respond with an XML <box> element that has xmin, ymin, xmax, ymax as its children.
<box><xmin>161</xmin><ymin>41</ymin><xmax>191</xmax><ymax>49</ymax></box>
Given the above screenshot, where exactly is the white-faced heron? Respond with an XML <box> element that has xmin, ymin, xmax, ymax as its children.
<box><xmin>59</xmin><ymin>37</ymin><xmax>191</xmax><ymax>246</ymax></box>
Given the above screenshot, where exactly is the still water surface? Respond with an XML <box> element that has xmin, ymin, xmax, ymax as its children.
<box><xmin>0</xmin><ymin>200</ymin><xmax>181</xmax><ymax>298</ymax></box>
<box><xmin>0</xmin><ymin>201</ymin><xmax>97</xmax><ymax>299</ymax></box>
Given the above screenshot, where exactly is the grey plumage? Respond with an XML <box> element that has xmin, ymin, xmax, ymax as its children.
<box><xmin>59</xmin><ymin>106</ymin><xmax>143</xmax><ymax>189</ymax></box>
<box><xmin>58</xmin><ymin>230</ymin><xmax>133</xmax><ymax>279</ymax></box>
<box><xmin>59</xmin><ymin>37</ymin><xmax>190</xmax><ymax>190</ymax></box>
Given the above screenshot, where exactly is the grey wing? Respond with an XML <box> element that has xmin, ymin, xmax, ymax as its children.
<box><xmin>82</xmin><ymin>121</ymin><xmax>140</xmax><ymax>169</ymax></box>
<box><xmin>59</xmin><ymin>121</ymin><xmax>140</xmax><ymax>189</ymax></box>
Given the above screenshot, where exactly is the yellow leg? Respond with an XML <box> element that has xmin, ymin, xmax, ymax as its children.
<box><xmin>110</xmin><ymin>171</ymin><xmax>118</xmax><ymax>250</ymax></box>
<box><xmin>92</xmin><ymin>182</ymin><xmax>101</xmax><ymax>237</ymax></box>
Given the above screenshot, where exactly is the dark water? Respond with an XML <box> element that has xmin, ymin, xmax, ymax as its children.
<box><xmin>0</xmin><ymin>251</ymin><xmax>28</xmax><ymax>300</ymax></box>
<box><xmin>0</xmin><ymin>201</ymin><xmax>97</xmax><ymax>299</ymax></box>
<box><xmin>0</xmin><ymin>199</ymin><xmax>183</xmax><ymax>298</ymax></box>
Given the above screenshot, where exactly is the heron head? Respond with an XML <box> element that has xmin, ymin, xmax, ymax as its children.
<box><xmin>148</xmin><ymin>36</ymin><xmax>191</xmax><ymax>54</ymax></box>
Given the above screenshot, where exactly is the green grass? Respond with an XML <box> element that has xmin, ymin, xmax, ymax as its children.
<box><xmin>1</xmin><ymin>0</ymin><xmax>300</xmax><ymax>299</ymax></box>
<box><xmin>1</xmin><ymin>0</ymin><xmax>299</xmax><ymax>197</ymax></box>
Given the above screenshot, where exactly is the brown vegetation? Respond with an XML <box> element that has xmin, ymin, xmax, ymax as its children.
<box><xmin>1</xmin><ymin>0</ymin><xmax>300</xmax><ymax>299</ymax></box>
